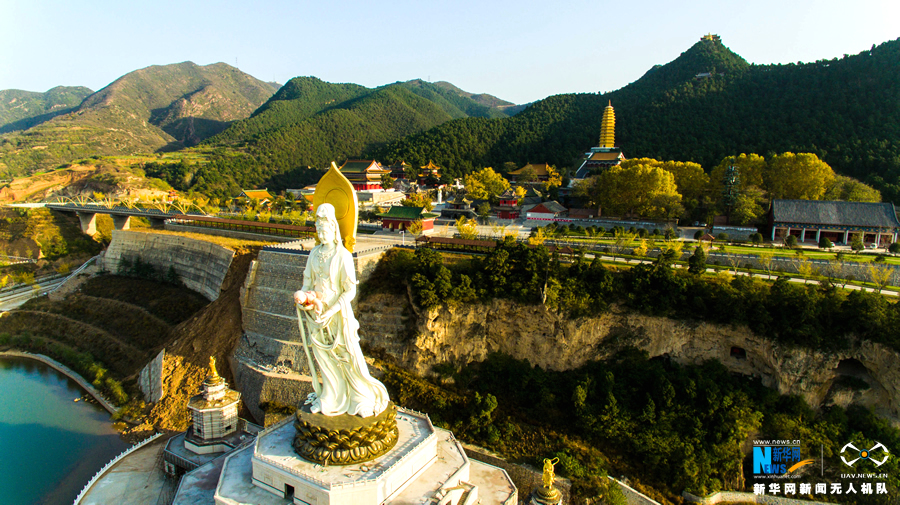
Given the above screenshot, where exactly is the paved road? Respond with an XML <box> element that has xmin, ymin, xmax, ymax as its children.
<box><xmin>0</xmin><ymin>276</ymin><xmax>66</xmax><ymax>311</ymax></box>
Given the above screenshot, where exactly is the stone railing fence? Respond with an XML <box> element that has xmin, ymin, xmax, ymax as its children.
<box><xmin>73</xmin><ymin>432</ymin><xmax>164</xmax><ymax>504</ymax></box>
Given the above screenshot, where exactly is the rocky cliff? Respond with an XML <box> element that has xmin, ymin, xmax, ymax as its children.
<box><xmin>358</xmin><ymin>294</ymin><xmax>900</xmax><ymax>425</ymax></box>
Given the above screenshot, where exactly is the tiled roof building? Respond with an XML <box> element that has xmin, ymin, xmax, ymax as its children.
<box><xmin>768</xmin><ymin>199</ymin><xmax>900</xmax><ymax>245</ymax></box>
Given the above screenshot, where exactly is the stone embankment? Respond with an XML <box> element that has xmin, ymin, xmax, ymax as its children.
<box><xmin>103</xmin><ymin>230</ymin><xmax>235</xmax><ymax>301</ymax></box>
<box><xmin>357</xmin><ymin>295</ymin><xmax>900</xmax><ymax>425</ymax></box>
<box><xmin>0</xmin><ymin>350</ymin><xmax>118</xmax><ymax>414</ymax></box>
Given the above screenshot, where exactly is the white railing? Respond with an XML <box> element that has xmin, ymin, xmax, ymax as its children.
<box><xmin>73</xmin><ymin>432</ymin><xmax>164</xmax><ymax>504</ymax></box>
<box><xmin>48</xmin><ymin>255</ymin><xmax>101</xmax><ymax>294</ymax></box>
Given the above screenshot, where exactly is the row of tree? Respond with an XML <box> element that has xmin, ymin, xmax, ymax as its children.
<box><xmin>572</xmin><ymin>152</ymin><xmax>880</xmax><ymax>223</ymax></box>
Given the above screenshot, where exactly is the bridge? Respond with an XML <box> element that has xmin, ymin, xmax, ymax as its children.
<box><xmin>45</xmin><ymin>203</ymin><xmax>205</xmax><ymax>235</ymax></box>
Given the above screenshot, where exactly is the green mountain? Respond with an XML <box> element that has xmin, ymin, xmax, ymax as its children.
<box><xmin>0</xmin><ymin>86</ymin><xmax>94</xmax><ymax>134</ymax></box>
<box><xmin>159</xmin><ymin>77</ymin><xmax>521</xmax><ymax>199</ymax></box>
<box><xmin>0</xmin><ymin>62</ymin><xmax>277</xmax><ymax>177</ymax></box>
<box><xmin>156</xmin><ymin>82</ymin><xmax>492</xmax><ymax>199</ymax></box>
<box><xmin>373</xmin><ymin>37</ymin><xmax>900</xmax><ymax>202</ymax></box>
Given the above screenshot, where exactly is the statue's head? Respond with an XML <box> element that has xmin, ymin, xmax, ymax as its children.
<box><xmin>315</xmin><ymin>203</ymin><xmax>341</xmax><ymax>247</ymax></box>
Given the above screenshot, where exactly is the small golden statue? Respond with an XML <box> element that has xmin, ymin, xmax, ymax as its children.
<box><xmin>542</xmin><ymin>457</ymin><xmax>559</xmax><ymax>489</ymax></box>
<box><xmin>533</xmin><ymin>457</ymin><xmax>562</xmax><ymax>503</ymax></box>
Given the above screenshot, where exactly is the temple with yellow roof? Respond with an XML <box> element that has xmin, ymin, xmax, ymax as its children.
<box><xmin>574</xmin><ymin>101</ymin><xmax>625</xmax><ymax>179</ymax></box>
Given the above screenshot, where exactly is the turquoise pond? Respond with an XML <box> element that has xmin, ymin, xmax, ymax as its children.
<box><xmin>0</xmin><ymin>356</ymin><xmax>129</xmax><ymax>505</ymax></box>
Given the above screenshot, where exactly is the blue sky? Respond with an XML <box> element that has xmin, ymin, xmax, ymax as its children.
<box><xmin>1</xmin><ymin>0</ymin><xmax>897</xmax><ymax>104</ymax></box>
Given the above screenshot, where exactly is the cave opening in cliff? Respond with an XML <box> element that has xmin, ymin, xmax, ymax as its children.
<box><xmin>730</xmin><ymin>347</ymin><xmax>747</xmax><ymax>360</ymax></box>
<box><xmin>835</xmin><ymin>358</ymin><xmax>870</xmax><ymax>378</ymax></box>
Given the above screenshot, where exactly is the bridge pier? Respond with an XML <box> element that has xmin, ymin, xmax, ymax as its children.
<box><xmin>149</xmin><ymin>217</ymin><xmax>167</xmax><ymax>229</ymax></box>
<box><xmin>112</xmin><ymin>215</ymin><xmax>131</xmax><ymax>231</ymax></box>
<box><xmin>77</xmin><ymin>212</ymin><xmax>97</xmax><ymax>235</ymax></box>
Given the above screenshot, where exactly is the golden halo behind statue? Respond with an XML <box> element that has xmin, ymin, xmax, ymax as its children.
<box><xmin>313</xmin><ymin>162</ymin><xmax>359</xmax><ymax>252</ymax></box>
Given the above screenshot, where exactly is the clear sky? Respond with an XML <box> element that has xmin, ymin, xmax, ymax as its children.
<box><xmin>1</xmin><ymin>0</ymin><xmax>897</xmax><ymax>104</ymax></box>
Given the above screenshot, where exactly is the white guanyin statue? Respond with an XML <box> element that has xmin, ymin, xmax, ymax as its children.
<box><xmin>293</xmin><ymin>203</ymin><xmax>390</xmax><ymax>418</ymax></box>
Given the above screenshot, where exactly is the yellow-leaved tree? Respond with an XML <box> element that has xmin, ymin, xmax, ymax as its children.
<box><xmin>765</xmin><ymin>153</ymin><xmax>835</xmax><ymax>200</ymax></box>
<box><xmin>595</xmin><ymin>164</ymin><xmax>682</xmax><ymax>219</ymax></box>
<box><xmin>464</xmin><ymin>167</ymin><xmax>510</xmax><ymax>202</ymax></box>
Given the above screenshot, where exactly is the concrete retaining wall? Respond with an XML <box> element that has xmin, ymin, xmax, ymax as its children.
<box><xmin>139</xmin><ymin>349</ymin><xmax>165</xmax><ymax>403</ymax></box>
<box><xmin>103</xmin><ymin>231</ymin><xmax>235</xmax><ymax>301</ymax></box>
<box><xmin>164</xmin><ymin>222</ymin><xmax>299</xmax><ymax>243</ymax></box>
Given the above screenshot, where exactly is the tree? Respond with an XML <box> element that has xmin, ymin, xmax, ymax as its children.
<box><xmin>542</xmin><ymin>165</ymin><xmax>563</xmax><ymax>193</ymax></box>
<box><xmin>757</xmin><ymin>250</ymin><xmax>775</xmax><ymax>276</ymax></box>
<box><xmin>611</xmin><ymin>229</ymin><xmax>636</xmax><ymax>260</ymax></box>
<box><xmin>730</xmin><ymin>186</ymin><xmax>767</xmax><ymax>225</ymax></box>
<box><xmin>381</xmin><ymin>173</ymin><xmax>396</xmax><ymax>190</ymax></box>
<box><xmin>476</xmin><ymin>202</ymin><xmax>492</xmax><ymax>221</ymax></box>
<box><xmin>406</xmin><ymin>219</ymin><xmax>424</xmax><ymax>236</ymax></box>
<box><xmin>402</xmin><ymin>191</ymin><xmax>434</xmax><ymax>211</ymax></box>
<box><xmin>765</xmin><ymin>152</ymin><xmax>835</xmax><ymax>200</ymax></box>
<box><xmin>824</xmin><ymin>175</ymin><xmax>881</xmax><ymax>202</ymax></box>
<box><xmin>464</xmin><ymin>167</ymin><xmax>510</xmax><ymax>202</ymax></box>
<box><xmin>889</xmin><ymin>242</ymin><xmax>900</xmax><ymax>255</ymax></box>
<box><xmin>867</xmin><ymin>263</ymin><xmax>893</xmax><ymax>293</ymax></box>
<box><xmin>633</xmin><ymin>239</ymin><xmax>649</xmax><ymax>258</ymax></box>
<box><xmin>750</xmin><ymin>233</ymin><xmax>763</xmax><ymax>246</ymax></box>
<box><xmin>593</xmin><ymin>164</ymin><xmax>682</xmax><ymax>218</ymax></box>
<box><xmin>688</xmin><ymin>246</ymin><xmax>707</xmax><ymax>275</ymax></box>
<box><xmin>516</xmin><ymin>165</ymin><xmax>538</xmax><ymax>183</ymax></box>
<box><xmin>851</xmin><ymin>233</ymin><xmax>865</xmax><ymax>254</ymax></box>
<box><xmin>784</xmin><ymin>235</ymin><xmax>798</xmax><ymax>249</ymax></box>
<box><xmin>819</xmin><ymin>236</ymin><xmax>833</xmax><ymax>249</ymax></box>
<box><xmin>456</xmin><ymin>217</ymin><xmax>478</xmax><ymax>240</ymax></box>
<box><xmin>513</xmin><ymin>186</ymin><xmax>527</xmax><ymax>201</ymax></box>
<box><xmin>527</xmin><ymin>227</ymin><xmax>547</xmax><ymax>246</ymax></box>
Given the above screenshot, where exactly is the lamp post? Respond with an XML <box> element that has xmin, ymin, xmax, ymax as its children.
<box><xmin>401</xmin><ymin>230</ymin><xmax>405</xmax><ymax>246</ymax></box>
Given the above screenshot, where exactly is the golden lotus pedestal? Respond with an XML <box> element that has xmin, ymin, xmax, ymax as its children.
<box><xmin>529</xmin><ymin>485</ymin><xmax>563</xmax><ymax>505</ymax></box>
<box><xmin>292</xmin><ymin>402</ymin><xmax>399</xmax><ymax>466</ymax></box>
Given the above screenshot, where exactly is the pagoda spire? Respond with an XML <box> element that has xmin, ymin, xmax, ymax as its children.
<box><xmin>599</xmin><ymin>101</ymin><xmax>615</xmax><ymax>149</ymax></box>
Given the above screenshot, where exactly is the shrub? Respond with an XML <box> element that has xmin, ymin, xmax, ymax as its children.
<box><xmin>819</xmin><ymin>236</ymin><xmax>833</xmax><ymax>249</ymax></box>
<box><xmin>716</xmin><ymin>232</ymin><xmax>729</xmax><ymax>241</ymax></box>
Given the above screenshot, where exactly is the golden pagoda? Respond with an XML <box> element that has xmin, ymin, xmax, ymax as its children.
<box><xmin>598</xmin><ymin>101</ymin><xmax>615</xmax><ymax>149</ymax></box>
<box><xmin>575</xmin><ymin>101</ymin><xmax>625</xmax><ymax>179</ymax></box>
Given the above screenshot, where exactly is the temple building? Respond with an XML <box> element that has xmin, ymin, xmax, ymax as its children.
<box><xmin>496</xmin><ymin>188</ymin><xmax>521</xmax><ymax>219</ymax></box>
<box><xmin>574</xmin><ymin>102</ymin><xmax>625</xmax><ymax>179</ymax></box>
<box><xmin>509</xmin><ymin>162</ymin><xmax>552</xmax><ymax>182</ymax></box>
<box><xmin>768</xmin><ymin>199</ymin><xmax>900</xmax><ymax>246</ymax></box>
<box><xmin>387</xmin><ymin>160</ymin><xmax>412</xmax><ymax>180</ymax></box>
<box><xmin>419</xmin><ymin>160</ymin><xmax>442</xmax><ymax>180</ymax></box>
<box><xmin>339</xmin><ymin>160</ymin><xmax>391</xmax><ymax>191</ymax></box>
<box><xmin>377</xmin><ymin>205</ymin><xmax>439</xmax><ymax>232</ymax></box>
<box><xmin>440</xmin><ymin>193</ymin><xmax>477</xmax><ymax>220</ymax></box>
<box><xmin>234</xmin><ymin>189</ymin><xmax>274</xmax><ymax>207</ymax></box>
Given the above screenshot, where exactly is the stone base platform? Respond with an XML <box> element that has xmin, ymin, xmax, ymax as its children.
<box><xmin>213</xmin><ymin>408</ymin><xmax>517</xmax><ymax>505</ymax></box>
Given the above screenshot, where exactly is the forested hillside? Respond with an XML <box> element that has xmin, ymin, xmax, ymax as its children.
<box><xmin>373</xmin><ymin>37</ymin><xmax>900</xmax><ymax>202</ymax></box>
<box><xmin>0</xmin><ymin>62</ymin><xmax>277</xmax><ymax>177</ymax></box>
<box><xmin>142</xmin><ymin>78</ymin><xmax>522</xmax><ymax>200</ymax></box>
<box><xmin>0</xmin><ymin>86</ymin><xmax>93</xmax><ymax>134</ymax></box>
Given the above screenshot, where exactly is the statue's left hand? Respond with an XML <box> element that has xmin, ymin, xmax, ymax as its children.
<box><xmin>314</xmin><ymin>307</ymin><xmax>338</xmax><ymax>325</ymax></box>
